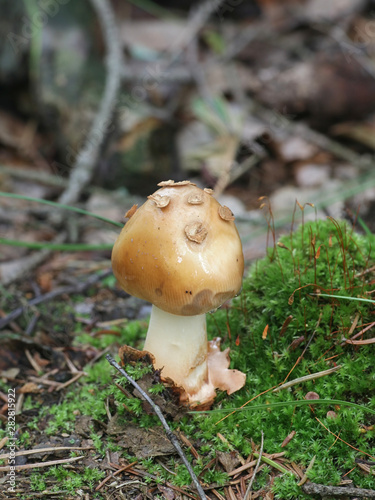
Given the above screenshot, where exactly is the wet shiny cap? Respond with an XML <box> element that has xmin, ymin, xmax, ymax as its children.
<box><xmin>111</xmin><ymin>181</ymin><xmax>244</xmax><ymax>316</ymax></box>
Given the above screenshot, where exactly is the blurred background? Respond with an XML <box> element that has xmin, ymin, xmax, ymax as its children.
<box><xmin>1</xmin><ymin>0</ymin><xmax>375</xmax><ymax>280</ymax></box>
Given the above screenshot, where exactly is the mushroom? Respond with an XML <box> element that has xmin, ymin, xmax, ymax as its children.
<box><xmin>111</xmin><ymin>180</ymin><xmax>246</xmax><ymax>405</ymax></box>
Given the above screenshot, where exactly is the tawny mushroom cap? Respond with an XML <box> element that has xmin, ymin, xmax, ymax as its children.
<box><xmin>111</xmin><ymin>180</ymin><xmax>244</xmax><ymax>316</ymax></box>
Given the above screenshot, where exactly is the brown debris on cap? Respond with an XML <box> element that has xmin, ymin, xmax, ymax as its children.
<box><xmin>187</xmin><ymin>193</ymin><xmax>204</xmax><ymax>205</ymax></box>
<box><xmin>185</xmin><ymin>221</ymin><xmax>208</xmax><ymax>243</ymax></box>
<box><xmin>158</xmin><ymin>180</ymin><xmax>196</xmax><ymax>187</ymax></box>
<box><xmin>218</xmin><ymin>205</ymin><xmax>235</xmax><ymax>221</ymax></box>
<box><xmin>125</xmin><ymin>204</ymin><xmax>138</xmax><ymax>219</ymax></box>
<box><xmin>148</xmin><ymin>194</ymin><xmax>170</xmax><ymax>208</ymax></box>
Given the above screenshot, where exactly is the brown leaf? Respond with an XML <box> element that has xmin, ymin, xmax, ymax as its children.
<box><xmin>217</xmin><ymin>450</ymin><xmax>241</xmax><ymax>473</ymax></box>
<box><xmin>281</xmin><ymin>430</ymin><xmax>296</xmax><ymax>447</ymax></box>
<box><xmin>157</xmin><ymin>485</ymin><xmax>176</xmax><ymax>500</ymax></box>
<box><xmin>19</xmin><ymin>382</ymin><xmax>40</xmax><ymax>394</ymax></box>
<box><xmin>117</xmin><ymin>425</ymin><xmax>176</xmax><ymax>458</ymax></box>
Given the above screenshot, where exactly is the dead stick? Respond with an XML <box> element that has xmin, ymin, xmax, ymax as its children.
<box><xmin>0</xmin><ymin>269</ymin><xmax>111</xmax><ymax>330</ymax></box>
<box><xmin>0</xmin><ymin>446</ymin><xmax>92</xmax><ymax>460</ymax></box>
<box><xmin>105</xmin><ymin>354</ymin><xmax>207</xmax><ymax>500</ymax></box>
<box><xmin>244</xmin><ymin>431</ymin><xmax>264</xmax><ymax>500</ymax></box>
<box><xmin>58</xmin><ymin>0</ymin><xmax>122</xmax><ymax>205</ymax></box>
<box><xmin>302</xmin><ymin>482</ymin><xmax>375</xmax><ymax>498</ymax></box>
<box><xmin>0</xmin><ymin>455</ymin><xmax>83</xmax><ymax>472</ymax></box>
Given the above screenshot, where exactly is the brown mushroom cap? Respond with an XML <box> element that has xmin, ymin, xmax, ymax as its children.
<box><xmin>111</xmin><ymin>181</ymin><xmax>244</xmax><ymax>316</ymax></box>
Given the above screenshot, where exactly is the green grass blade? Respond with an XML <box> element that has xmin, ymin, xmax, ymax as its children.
<box><xmin>0</xmin><ymin>191</ymin><xmax>124</xmax><ymax>228</ymax></box>
<box><xmin>192</xmin><ymin>398</ymin><xmax>375</xmax><ymax>415</ymax></box>
<box><xmin>0</xmin><ymin>238</ymin><xmax>113</xmax><ymax>252</ymax></box>
<box><xmin>357</xmin><ymin>216</ymin><xmax>374</xmax><ymax>239</ymax></box>
<box><xmin>317</xmin><ymin>293</ymin><xmax>375</xmax><ymax>304</ymax></box>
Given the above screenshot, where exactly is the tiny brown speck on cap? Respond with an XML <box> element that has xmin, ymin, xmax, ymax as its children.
<box><xmin>187</xmin><ymin>193</ymin><xmax>204</xmax><ymax>205</ymax></box>
<box><xmin>125</xmin><ymin>204</ymin><xmax>138</xmax><ymax>218</ymax></box>
<box><xmin>218</xmin><ymin>205</ymin><xmax>235</xmax><ymax>221</ymax></box>
<box><xmin>148</xmin><ymin>194</ymin><xmax>170</xmax><ymax>208</ymax></box>
<box><xmin>185</xmin><ymin>221</ymin><xmax>208</xmax><ymax>243</ymax></box>
<box><xmin>157</xmin><ymin>180</ymin><xmax>196</xmax><ymax>187</ymax></box>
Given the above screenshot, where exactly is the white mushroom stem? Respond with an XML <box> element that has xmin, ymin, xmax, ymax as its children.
<box><xmin>144</xmin><ymin>305</ymin><xmax>209</xmax><ymax>398</ymax></box>
<box><xmin>144</xmin><ymin>306</ymin><xmax>247</xmax><ymax>406</ymax></box>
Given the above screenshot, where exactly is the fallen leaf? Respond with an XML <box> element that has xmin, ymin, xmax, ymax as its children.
<box><xmin>19</xmin><ymin>382</ymin><xmax>40</xmax><ymax>394</ymax></box>
<box><xmin>281</xmin><ymin>430</ymin><xmax>296</xmax><ymax>447</ymax></box>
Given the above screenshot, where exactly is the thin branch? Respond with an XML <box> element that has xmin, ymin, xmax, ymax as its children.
<box><xmin>0</xmin><ymin>269</ymin><xmax>112</xmax><ymax>330</ymax></box>
<box><xmin>170</xmin><ymin>0</ymin><xmax>227</xmax><ymax>63</ymax></box>
<box><xmin>302</xmin><ymin>482</ymin><xmax>375</xmax><ymax>498</ymax></box>
<box><xmin>244</xmin><ymin>431</ymin><xmax>264</xmax><ymax>500</ymax></box>
<box><xmin>0</xmin><ymin>165</ymin><xmax>69</xmax><ymax>188</ymax></box>
<box><xmin>0</xmin><ymin>455</ymin><xmax>83</xmax><ymax>472</ymax></box>
<box><xmin>0</xmin><ymin>446</ymin><xmax>92</xmax><ymax>461</ymax></box>
<box><xmin>251</xmin><ymin>99</ymin><xmax>373</xmax><ymax>171</ymax></box>
<box><xmin>58</xmin><ymin>0</ymin><xmax>122</xmax><ymax>206</ymax></box>
<box><xmin>105</xmin><ymin>354</ymin><xmax>207</xmax><ymax>500</ymax></box>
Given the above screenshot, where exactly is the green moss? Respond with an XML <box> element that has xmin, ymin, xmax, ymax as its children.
<box><xmin>37</xmin><ymin>465</ymin><xmax>105</xmax><ymax>494</ymax></box>
<box><xmin>198</xmin><ymin>218</ymin><xmax>375</xmax><ymax>496</ymax></box>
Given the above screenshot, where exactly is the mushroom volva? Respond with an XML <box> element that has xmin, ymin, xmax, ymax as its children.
<box><xmin>111</xmin><ymin>180</ymin><xmax>246</xmax><ymax>405</ymax></box>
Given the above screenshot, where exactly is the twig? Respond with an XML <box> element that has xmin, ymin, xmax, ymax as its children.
<box><xmin>170</xmin><ymin>0</ymin><xmax>227</xmax><ymax>62</ymax></box>
<box><xmin>0</xmin><ymin>165</ymin><xmax>69</xmax><ymax>188</ymax></box>
<box><xmin>314</xmin><ymin>23</ymin><xmax>375</xmax><ymax>80</ymax></box>
<box><xmin>0</xmin><ymin>455</ymin><xmax>83</xmax><ymax>472</ymax></box>
<box><xmin>121</xmin><ymin>63</ymin><xmax>193</xmax><ymax>84</ymax></box>
<box><xmin>25</xmin><ymin>348</ymin><xmax>43</xmax><ymax>372</ymax></box>
<box><xmin>244</xmin><ymin>431</ymin><xmax>264</xmax><ymax>500</ymax></box>
<box><xmin>24</xmin><ymin>313</ymin><xmax>40</xmax><ymax>336</ymax></box>
<box><xmin>56</xmin><ymin>372</ymin><xmax>87</xmax><ymax>391</ymax></box>
<box><xmin>343</xmin><ymin>321</ymin><xmax>375</xmax><ymax>345</ymax></box>
<box><xmin>251</xmin><ymin>99</ymin><xmax>373</xmax><ymax>170</ymax></box>
<box><xmin>0</xmin><ymin>269</ymin><xmax>111</xmax><ymax>330</ymax></box>
<box><xmin>272</xmin><ymin>366</ymin><xmax>342</xmax><ymax>393</ymax></box>
<box><xmin>95</xmin><ymin>461</ymin><xmax>138</xmax><ymax>491</ymax></box>
<box><xmin>228</xmin><ymin>459</ymin><xmax>258</xmax><ymax>478</ymax></box>
<box><xmin>302</xmin><ymin>482</ymin><xmax>375</xmax><ymax>498</ymax></box>
<box><xmin>105</xmin><ymin>354</ymin><xmax>207</xmax><ymax>500</ymax></box>
<box><xmin>0</xmin><ymin>446</ymin><xmax>93</xmax><ymax>461</ymax></box>
<box><xmin>58</xmin><ymin>0</ymin><xmax>122</xmax><ymax>206</ymax></box>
